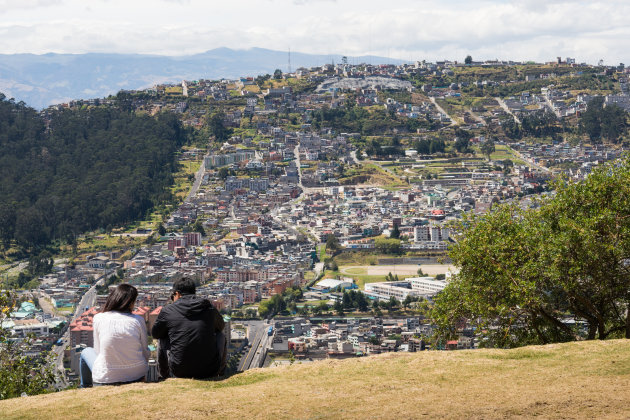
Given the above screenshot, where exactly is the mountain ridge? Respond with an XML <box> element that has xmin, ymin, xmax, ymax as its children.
<box><xmin>0</xmin><ymin>48</ymin><xmax>406</xmax><ymax>109</ymax></box>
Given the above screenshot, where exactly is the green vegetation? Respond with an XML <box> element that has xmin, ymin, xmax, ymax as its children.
<box><xmin>374</xmin><ymin>237</ymin><xmax>402</xmax><ymax>254</ymax></box>
<box><xmin>0</xmin><ymin>292</ymin><xmax>56</xmax><ymax>400</ymax></box>
<box><xmin>433</xmin><ymin>157</ymin><xmax>630</xmax><ymax>347</ymax></box>
<box><xmin>0</xmin><ymin>96</ymin><xmax>187</xmax><ymax>257</ymax></box>
<box><xmin>258</xmin><ymin>287</ymin><xmax>303</xmax><ymax>317</ymax></box>
<box><xmin>580</xmin><ymin>96</ymin><xmax>628</xmax><ymax>143</ymax></box>
<box><xmin>310</xmin><ymin>105</ymin><xmax>434</xmax><ymax>136</ymax></box>
<box><xmin>3</xmin><ymin>251</ymin><xmax>54</xmax><ymax>289</ymax></box>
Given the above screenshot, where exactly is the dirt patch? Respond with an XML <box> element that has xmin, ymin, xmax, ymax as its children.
<box><xmin>341</xmin><ymin>264</ymin><xmax>455</xmax><ymax>276</ymax></box>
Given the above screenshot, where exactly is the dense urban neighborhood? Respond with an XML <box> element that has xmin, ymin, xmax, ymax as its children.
<box><xmin>2</xmin><ymin>56</ymin><xmax>629</xmax><ymax>388</ymax></box>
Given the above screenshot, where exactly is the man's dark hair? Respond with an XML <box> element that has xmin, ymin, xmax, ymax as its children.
<box><xmin>173</xmin><ymin>277</ymin><xmax>196</xmax><ymax>295</ymax></box>
<box><xmin>102</xmin><ymin>284</ymin><xmax>138</xmax><ymax>313</ymax></box>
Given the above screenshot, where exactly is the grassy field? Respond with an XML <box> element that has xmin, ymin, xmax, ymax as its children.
<box><xmin>3</xmin><ymin>340</ymin><xmax>630</xmax><ymax>419</ymax></box>
<box><xmin>349</xmin><ymin>274</ymin><xmax>388</xmax><ymax>289</ymax></box>
<box><xmin>339</xmin><ymin>162</ymin><xmax>407</xmax><ymax>190</ymax></box>
<box><xmin>172</xmin><ymin>160</ymin><xmax>202</xmax><ymax>201</ymax></box>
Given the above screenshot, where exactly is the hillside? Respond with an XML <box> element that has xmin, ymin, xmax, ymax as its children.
<box><xmin>2</xmin><ymin>340</ymin><xmax>630</xmax><ymax>419</ymax></box>
<box><xmin>0</xmin><ymin>98</ymin><xmax>186</xmax><ymax>265</ymax></box>
<box><xmin>0</xmin><ymin>48</ymin><xmax>405</xmax><ymax>109</ymax></box>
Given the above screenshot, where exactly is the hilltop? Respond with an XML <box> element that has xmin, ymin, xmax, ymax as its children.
<box><xmin>2</xmin><ymin>339</ymin><xmax>630</xmax><ymax>419</ymax></box>
<box><xmin>0</xmin><ymin>48</ymin><xmax>404</xmax><ymax>109</ymax></box>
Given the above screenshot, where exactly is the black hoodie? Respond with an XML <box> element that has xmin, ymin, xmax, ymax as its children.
<box><xmin>151</xmin><ymin>294</ymin><xmax>225</xmax><ymax>379</ymax></box>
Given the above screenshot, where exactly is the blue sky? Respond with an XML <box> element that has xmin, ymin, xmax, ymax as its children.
<box><xmin>0</xmin><ymin>0</ymin><xmax>628</xmax><ymax>64</ymax></box>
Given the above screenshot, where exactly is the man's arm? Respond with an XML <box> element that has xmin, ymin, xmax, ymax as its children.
<box><xmin>212</xmin><ymin>307</ymin><xmax>225</xmax><ymax>333</ymax></box>
<box><xmin>151</xmin><ymin>310</ymin><xmax>168</xmax><ymax>339</ymax></box>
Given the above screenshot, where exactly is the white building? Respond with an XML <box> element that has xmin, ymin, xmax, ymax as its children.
<box><xmin>409</xmin><ymin>277</ymin><xmax>447</xmax><ymax>296</ymax></box>
<box><xmin>364</xmin><ymin>281</ymin><xmax>417</xmax><ymax>301</ymax></box>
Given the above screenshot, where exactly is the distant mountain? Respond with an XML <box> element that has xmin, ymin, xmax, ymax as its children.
<box><xmin>0</xmin><ymin>48</ymin><xmax>406</xmax><ymax>109</ymax></box>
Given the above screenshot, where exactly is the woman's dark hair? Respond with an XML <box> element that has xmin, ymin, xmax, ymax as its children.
<box><xmin>172</xmin><ymin>277</ymin><xmax>196</xmax><ymax>296</ymax></box>
<box><xmin>102</xmin><ymin>284</ymin><xmax>138</xmax><ymax>313</ymax></box>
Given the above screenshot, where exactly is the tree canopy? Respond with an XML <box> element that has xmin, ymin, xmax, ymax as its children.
<box><xmin>480</xmin><ymin>139</ymin><xmax>495</xmax><ymax>159</ymax></box>
<box><xmin>432</xmin><ymin>157</ymin><xmax>630</xmax><ymax>347</ymax></box>
<box><xmin>580</xmin><ymin>97</ymin><xmax>628</xmax><ymax>143</ymax></box>
<box><xmin>0</xmin><ymin>96</ymin><xmax>187</xmax><ymax>251</ymax></box>
<box><xmin>0</xmin><ymin>291</ymin><xmax>56</xmax><ymax>399</ymax></box>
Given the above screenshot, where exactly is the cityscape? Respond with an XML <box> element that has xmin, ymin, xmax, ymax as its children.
<box><xmin>1</xmin><ymin>0</ymin><xmax>630</xmax><ymax>417</ymax></box>
<box><xmin>3</xmin><ymin>56</ymin><xmax>629</xmax><ymax>388</ymax></box>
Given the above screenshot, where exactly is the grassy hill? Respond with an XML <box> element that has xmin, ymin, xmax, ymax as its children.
<box><xmin>2</xmin><ymin>340</ymin><xmax>630</xmax><ymax>419</ymax></box>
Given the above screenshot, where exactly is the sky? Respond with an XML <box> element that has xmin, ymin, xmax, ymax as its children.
<box><xmin>0</xmin><ymin>0</ymin><xmax>628</xmax><ymax>65</ymax></box>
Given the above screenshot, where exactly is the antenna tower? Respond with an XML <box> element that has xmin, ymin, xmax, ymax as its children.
<box><xmin>288</xmin><ymin>48</ymin><xmax>292</xmax><ymax>73</ymax></box>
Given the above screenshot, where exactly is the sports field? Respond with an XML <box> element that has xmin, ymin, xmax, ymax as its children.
<box><xmin>340</xmin><ymin>264</ymin><xmax>456</xmax><ymax>276</ymax></box>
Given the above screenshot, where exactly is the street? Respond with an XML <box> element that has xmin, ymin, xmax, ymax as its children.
<box><xmin>47</xmin><ymin>271</ymin><xmax>108</xmax><ymax>387</ymax></box>
<box><xmin>237</xmin><ymin>320</ymin><xmax>270</xmax><ymax>371</ymax></box>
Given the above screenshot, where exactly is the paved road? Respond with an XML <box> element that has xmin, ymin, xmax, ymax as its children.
<box><xmin>185</xmin><ymin>159</ymin><xmax>206</xmax><ymax>202</ymax></box>
<box><xmin>510</xmin><ymin>146</ymin><xmax>551</xmax><ymax>173</ymax></box>
<box><xmin>238</xmin><ymin>320</ymin><xmax>269</xmax><ymax>371</ymax></box>
<box><xmin>543</xmin><ymin>95</ymin><xmax>561</xmax><ymax>118</ymax></box>
<box><xmin>350</xmin><ymin>150</ymin><xmax>360</xmax><ymax>165</ymax></box>
<box><xmin>495</xmin><ymin>97</ymin><xmax>521</xmax><ymax>124</ymax></box>
<box><xmin>49</xmin><ymin>272</ymin><xmax>108</xmax><ymax>387</ymax></box>
<box><xmin>430</xmin><ymin>97</ymin><xmax>458</xmax><ymax>126</ymax></box>
<box><xmin>294</xmin><ymin>144</ymin><xmax>304</xmax><ymax>190</ymax></box>
<box><xmin>466</xmin><ymin>108</ymin><xmax>486</xmax><ymax>126</ymax></box>
<box><xmin>313</xmin><ymin>262</ymin><xmax>325</xmax><ymax>279</ymax></box>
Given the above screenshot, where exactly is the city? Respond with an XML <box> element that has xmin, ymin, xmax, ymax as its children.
<box><xmin>2</xmin><ymin>56</ymin><xmax>628</xmax><ymax>388</ymax></box>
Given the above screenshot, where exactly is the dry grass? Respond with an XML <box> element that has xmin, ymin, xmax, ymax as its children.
<box><xmin>341</xmin><ymin>264</ymin><xmax>454</xmax><ymax>277</ymax></box>
<box><xmin>3</xmin><ymin>340</ymin><xmax>630</xmax><ymax>419</ymax></box>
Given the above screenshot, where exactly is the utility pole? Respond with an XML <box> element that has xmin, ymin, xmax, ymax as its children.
<box><xmin>288</xmin><ymin>47</ymin><xmax>291</xmax><ymax>74</ymax></box>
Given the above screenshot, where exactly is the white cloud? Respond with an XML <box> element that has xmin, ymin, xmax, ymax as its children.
<box><xmin>0</xmin><ymin>0</ymin><xmax>62</xmax><ymax>13</ymax></box>
<box><xmin>0</xmin><ymin>0</ymin><xmax>627</xmax><ymax>64</ymax></box>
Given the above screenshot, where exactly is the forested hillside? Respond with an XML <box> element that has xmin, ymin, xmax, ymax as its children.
<box><xmin>0</xmin><ymin>94</ymin><xmax>187</xmax><ymax>251</ymax></box>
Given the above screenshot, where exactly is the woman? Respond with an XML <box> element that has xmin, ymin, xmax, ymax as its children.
<box><xmin>80</xmin><ymin>284</ymin><xmax>149</xmax><ymax>387</ymax></box>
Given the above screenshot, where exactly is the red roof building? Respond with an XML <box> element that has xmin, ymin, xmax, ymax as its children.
<box><xmin>69</xmin><ymin>307</ymin><xmax>99</xmax><ymax>347</ymax></box>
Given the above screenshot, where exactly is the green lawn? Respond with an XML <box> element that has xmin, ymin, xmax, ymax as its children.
<box><xmin>351</xmin><ymin>274</ymin><xmax>388</xmax><ymax>289</ymax></box>
<box><xmin>343</xmin><ymin>267</ymin><xmax>367</xmax><ymax>275</ymax></box>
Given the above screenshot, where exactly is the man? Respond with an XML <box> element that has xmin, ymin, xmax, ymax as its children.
<box><xmin>152</xmin><ymin>277</ymin><xmax>226</xmax><ymax>379</ymax></box>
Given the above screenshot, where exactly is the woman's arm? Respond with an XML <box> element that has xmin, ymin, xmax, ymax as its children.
<box><xmin>138</xmin><ymin>317</ymin><xmax>150</xmax><ymax>361</ymax></box>
<box><xmin>93</xmin><ymin>315</ymin><xmax>101</xmax><ymax>354</ymax></box>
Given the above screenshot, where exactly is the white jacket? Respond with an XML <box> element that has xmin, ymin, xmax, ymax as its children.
<box><xmin>92</xmin><ymin>311</ymin><xmax>149</xmax><ymax>384</ymax></box>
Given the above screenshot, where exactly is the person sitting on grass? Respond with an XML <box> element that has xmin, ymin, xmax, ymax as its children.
<box><xmin>152</xmin><ymin>277</ymin><xmax>226</xmax><ymax>379</ymax></box>
<box><xmin>79</xmin><ymin>284</ymin><xmax>149</xmax><ymax>387</ymax></box>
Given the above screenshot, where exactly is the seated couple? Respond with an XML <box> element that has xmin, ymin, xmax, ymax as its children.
<box><xmin>80</xmin><ymin>278</ymin><xmax>226</xmax><ymax>387</ymax></box>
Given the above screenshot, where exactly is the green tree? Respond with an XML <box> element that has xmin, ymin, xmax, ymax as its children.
<box><xmin>342</xmin><ymin>290</ymin><xmax>353</xmax><ymax>310</ymax></box>
<box><xmin>465</xmin><ymin>55</ymin><xmax>473</xmax><ymax>65</ymax></box>
<box><xmin>480</xmin><ymin>139</ymin><xmax>495</xmax><ymax>159</ymax></box>
<box><xmin>208</xmin><ymin>112</ymin><xmax>233</xmax><ymax>142</ymax></box>
<box><xmin>390</xmin><ymin>224</ymin><xmax>400</xmax><ymax>239</ymax></box>
<box><xmin>158</xmin><ymin>224</ymin><xmax>166</xmax><ymax>236</ymax></box>
<box><xmin>580</xmin><ymin>97</ymin><xmax>627</xmax><ymax>143</ymax></box>
<box><xmin>0</xmin><ymin>292</ymin><xmax>56</xmax><ymax>399</ymax></box>
<box><xmin>192</xmin><ymin>221</ymin><xmax>205</xmax><ymax>236</ymax></box>
<box><xmin>325</xmin><ymin>234</ymin><xmax>341</xmax><ymax>254</ymax></box>
<box><xmin>432</xmin><ymin>157</ymin><xmax>630</xmax><ymax>347</ymax></box>
<box><xmin>356</xmin><ymin>292</ymin><xmax>369</xmax><ymax>311</ymax></box>
<box><xmin>388</xmin><ymin>296</ymin><xmax>400</xmax><ymax>312</ymax></box>
<box><xmin>317</xmin><ymin>301</ymin><xmax>329</xmax><ymax>314</ymax></box>
<box><xmin>273</xmin><ymin>69</ymin><xmax>283</xmax><ymax>80</ymax></box>
<box><xmin>454</xmin><ymin>137</ymin><xmax>471</xmax><ymax>154</ymax></box>
<box><xmin>375</xmin><ymin>237</ymin><xmax>402</xmax><ymax>254</ymax></box>
<box><xmin>334</xmin><ymin>300</ymin><xmax>344</xmax><ymax>316</ymax></box>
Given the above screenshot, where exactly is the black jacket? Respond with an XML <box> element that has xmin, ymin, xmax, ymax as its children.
<box><xmin>151</xmin><ymin>294</ymin><xmax>225</xmax><ymax>379</ymax></box>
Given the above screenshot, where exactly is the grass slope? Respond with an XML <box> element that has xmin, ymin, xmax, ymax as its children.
<box><xmin>2</xmin><ymin>340</ymin><xmax>630</xmax><ymax>419</ymax></box>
